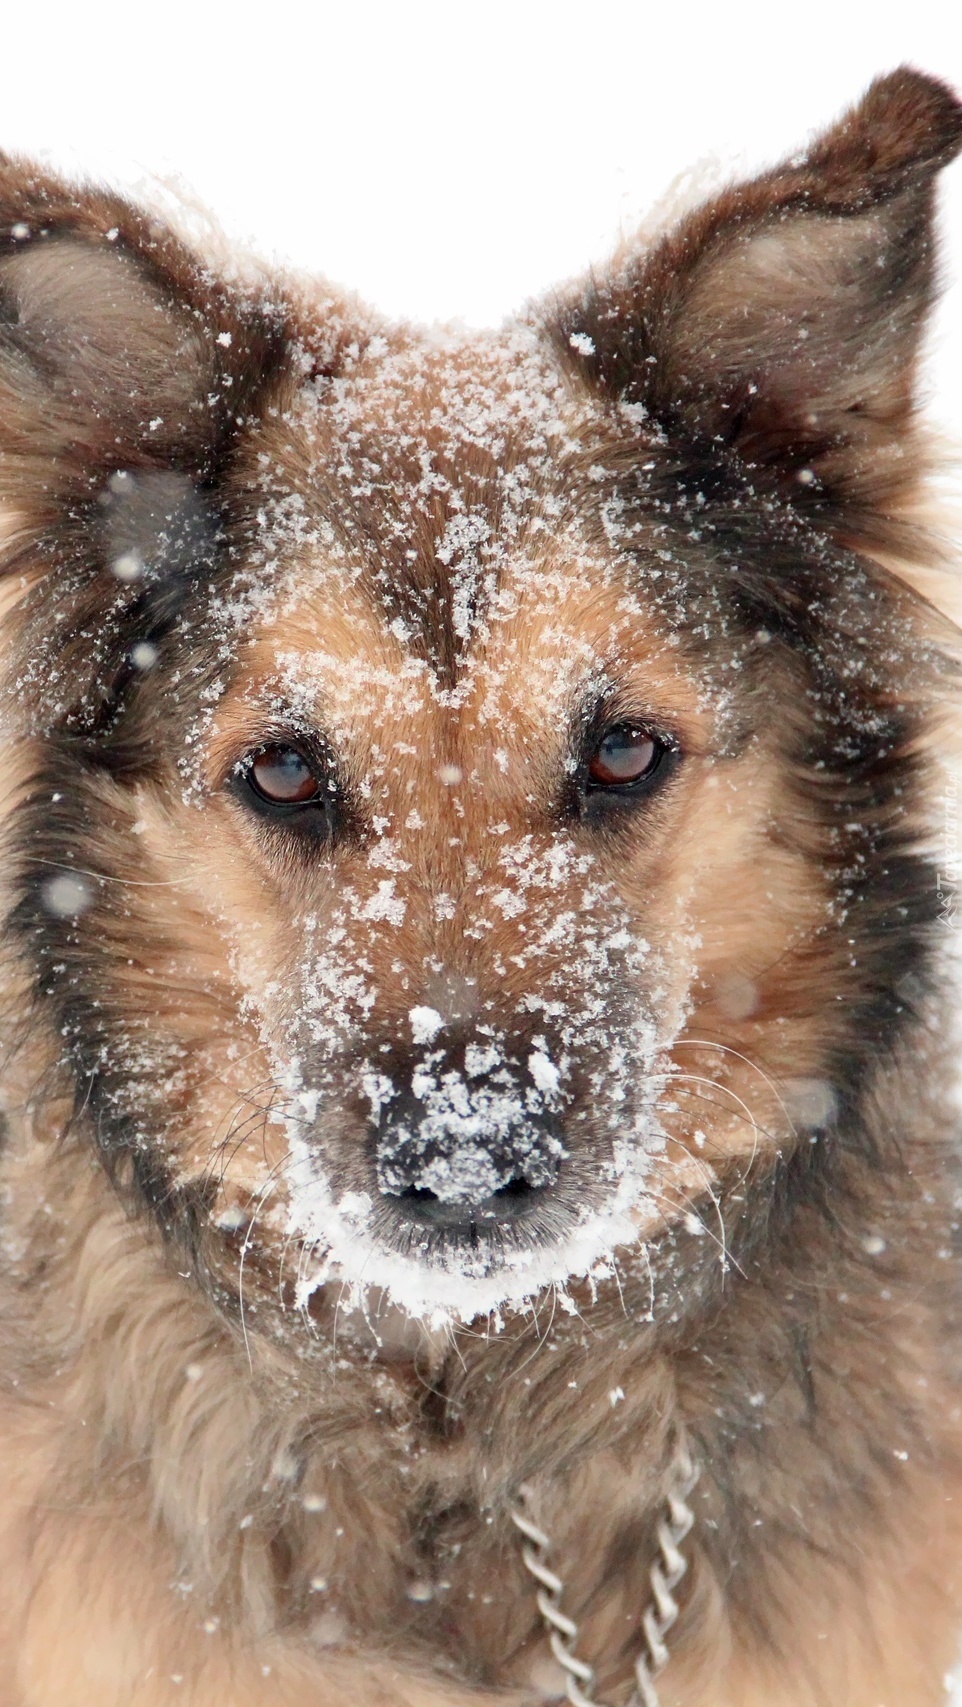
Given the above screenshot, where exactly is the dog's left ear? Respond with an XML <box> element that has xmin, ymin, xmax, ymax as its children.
<box><xmin>555</xmin><ymin>67</ymin><xmax>962</xmax><ymax>548</ymax></box>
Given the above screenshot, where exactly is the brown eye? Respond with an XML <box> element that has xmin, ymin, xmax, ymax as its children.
<box><xmin>248</xmin><ymin>745</ymin><xmax>320</xmax><ymax>804</ymax></box>
<box><xmin>234</xmin><ymin>742</ymin><xmax>338</xmax><ymax>844</ymax></box>
<box><xmin>588</xmin><ymin>725</ymin><xmax>662</xmax><ymax>789</ymax></box>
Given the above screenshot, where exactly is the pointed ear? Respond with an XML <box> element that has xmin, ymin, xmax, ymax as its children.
<box><xmin>553</xmin><ymin>68</ymin><xmax>962</xmax><ymax>548</ymax></box>
<box><xmin>0</xmin><ymin>156</ymin><xmax>290</xmax><ymax>517</ymax></box>
<box><xmin>0</xmin><ymin>161</ymin><xmax>304</xmax><ymax>732</ymax></box>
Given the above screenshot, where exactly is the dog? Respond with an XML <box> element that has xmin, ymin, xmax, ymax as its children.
<box><xmin>0</xmin><ymin>64</ymin><xmax>960</xmax><ymax>1707</ymax></box>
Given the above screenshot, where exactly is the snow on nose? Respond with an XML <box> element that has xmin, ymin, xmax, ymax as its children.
<box><xmin>372</xmin><ymin>1051</ymin><xmax>565</xmax><ymax>1228</ymax></box>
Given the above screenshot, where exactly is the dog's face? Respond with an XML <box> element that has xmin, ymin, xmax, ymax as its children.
<box><xmin>141</xmin><ymin>336</ymin><xmax>800</xmax><ymax>1322</ymax></box>
<box><xmin>1</xmin><ymin>69</ymin><xmax>959</xmax><ymax>1330</ymax></box>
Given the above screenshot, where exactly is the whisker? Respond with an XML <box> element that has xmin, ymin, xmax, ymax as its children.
<box><xmin>640</xmin><ymin>1177</ymin><xmax>744</xmax><ymax>1282</ymax></box>
<box><xmin>673</xmin><ymin>1038</ymin><xmax>798</xmax><ymax>1138</ymax></box>
<box><xmin>665</xmin><ymin>1072</ymin><xmax>782</xmax><ymax>1151</ymax></box>
<box><xmin>511</xmin><ymin>1284</ymin><xmax>560</xmax><ymax>1377</ymax></box>
<box><xmin>21</xmin><ymin>855</ymin><xmax>198</xmax><ymax>890</ymax></box>
<box><xmin>235</xmin><ymin>1155</ymin><xmax>292</xmax><ymax>1375</ymax></box>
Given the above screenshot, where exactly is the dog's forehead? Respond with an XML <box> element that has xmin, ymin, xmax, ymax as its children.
<box><xmin>231</xmin><ymin>545</ymin><xmax>694</xmax><ymax>751</ymax></box>
<box><xmin>247</xmin><ymin>322</ymin><xmax>628</xmax><ymax>682</ymax></box>
<box><xmin>233</xmin><ymin>387</ymin><xmax>699</xmax><ymax>754</ymax></box>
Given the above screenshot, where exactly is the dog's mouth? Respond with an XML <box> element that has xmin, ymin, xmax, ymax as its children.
<box><xmin>379</xmin><ymin>1167</ymin><xmax>587</xmax><ymax>1269</ymax></box>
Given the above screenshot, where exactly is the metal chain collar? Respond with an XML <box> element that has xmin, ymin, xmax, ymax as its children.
<box><xmin>510</xmin><ymin>1429</ymin><xmax>700</xmax><ymax>1707</ymax></box>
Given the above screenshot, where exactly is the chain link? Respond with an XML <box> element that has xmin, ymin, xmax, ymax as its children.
<box><xmin>511</xmin><ymin>1429</ymin><xmax>700</xmax><ymax>1707</ymax></box>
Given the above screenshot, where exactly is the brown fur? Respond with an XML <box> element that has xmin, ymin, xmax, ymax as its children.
<box><xmin>0</xmin><ymin>68</ymin><xmax>961</xmax><ymax>1706</ymax></box>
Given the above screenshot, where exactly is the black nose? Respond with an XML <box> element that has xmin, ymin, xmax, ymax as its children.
<box><xmin>374</xmin><ymin>1080</ymin><xmax>563</xmax><ymax>1233</ymax></box>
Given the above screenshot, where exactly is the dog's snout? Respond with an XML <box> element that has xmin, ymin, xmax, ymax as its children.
<box><xmin>373</xmin><ymin>1071</ymin><xmax>564</xmax><ymax>1233</ymax></box>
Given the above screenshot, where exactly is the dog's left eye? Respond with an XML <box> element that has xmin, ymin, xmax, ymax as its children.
<box><xmin>233</xmin><ymin>745</ymin><xmax>336</xmax><ymax>836</ymax></box>
<box><xmin>587</xmin><ymin>725</ymin><xmax>668</xmax><ymax>790</ymax></box>
<box><xmin>247</xmin><ymin>746</ymin><xmax>320</xmax><ymax>804</ymax></box>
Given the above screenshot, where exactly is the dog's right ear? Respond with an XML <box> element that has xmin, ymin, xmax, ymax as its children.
<box><xmin>0</xmin><ymin>161</ymin><xmax>308</xmax><ymax>732</ymax></box>
<box><xmin>0</xmin><ymin>157</ymin><xmax>290</xmax><ymax>525</ymax></box>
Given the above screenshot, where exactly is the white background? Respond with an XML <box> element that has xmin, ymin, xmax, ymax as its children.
<box><xmin>5</xmin><ymin>0</ymin><xmax>962</xmax><ymax>1694</ymax></box>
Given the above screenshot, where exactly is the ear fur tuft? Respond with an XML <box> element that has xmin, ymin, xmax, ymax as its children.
<box><xmin>802</xmin><ymin>66</ymin><xmax>962</xmax><ymax>201</ymax></box>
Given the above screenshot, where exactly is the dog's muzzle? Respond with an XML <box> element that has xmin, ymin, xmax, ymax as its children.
<box><xmin>374</xmin><ymin>1072</ymin><xmax>564</xmax><ymax>1234</ymax></box>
